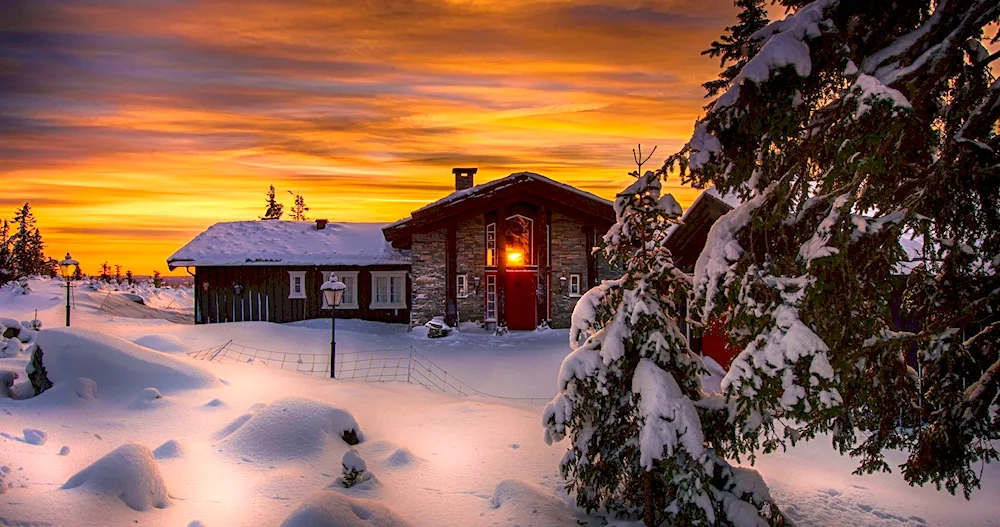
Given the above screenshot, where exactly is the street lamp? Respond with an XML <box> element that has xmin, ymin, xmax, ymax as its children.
<box><xmin>321</xmin><ymin>275</ymin><xmax>346</xmax><ymax>379</ymax></box>
<box><xmin>58</xmin><ymin>253</ymin><xmax>79</xmax><ymax>327</ymax></box>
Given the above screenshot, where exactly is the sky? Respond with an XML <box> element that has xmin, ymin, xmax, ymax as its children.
<box><xmin>2</xmin><ymin>0</ymin><xmax>766</xmax><ymax>275</ymax></box>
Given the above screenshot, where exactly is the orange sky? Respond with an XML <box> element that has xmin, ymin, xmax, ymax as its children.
<box><xmin>2</xmin><ymin>0</ymin><xmax>777</xmax><ymax>275</ymax></box>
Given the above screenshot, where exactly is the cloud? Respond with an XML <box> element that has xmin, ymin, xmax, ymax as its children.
<box><xmin>0</xmin><ymin>0</ymin><xmax>741</xmax><ymax>273</ymax></box>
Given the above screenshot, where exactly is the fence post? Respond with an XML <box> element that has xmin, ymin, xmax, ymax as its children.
<box><xmin>406</xmin><ymin>348</ymin><xmax>412</xmax><ymax>384</ymax></box>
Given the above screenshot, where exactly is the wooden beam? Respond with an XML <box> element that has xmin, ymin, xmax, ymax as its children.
<box><xmin>585</xmin><ymin>226</ymin><xmax>598</xmax><ymax>289</ymax></box>
<box><xmin>445</xmin><ymin>225</ymin><xmax>458</xmax><ymax>327</ymax></box>
<box><xmin>535</xmin><ymin>205</ymin><xmax>548</xmax><ymax>326</ymax></box>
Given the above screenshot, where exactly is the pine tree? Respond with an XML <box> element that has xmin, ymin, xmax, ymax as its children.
<box><xmin>10</xmin><ymin>204</ymin><xmax>46</xmax><ymax>278</ymax></box>
<box><xmin>701</xmin><ymin>0</ymin><xmax>769</xmax><ymax>98</ymax></box>
<box><xmin>114</xmin><ymin>265</ymin><xmax>122</xmax><ymax>283</ymax></box>
<box><xmin>261</xmin><ymin>185</ymin><xmax>284</xmax><ymax>220</ymax></box>
<box><xmin>0</xmin><ymin>220</ymin><xmax>12</xmax><ymax>285</ymax></box>
<box><xmin>667</xmin><ymin>0</ymin><xmax>999</xmax><ymax>499</ymax></box>
<box><xmin>287</xmin><ymin>191</ymin><xmax>309</xmax><ymax>221</ymax></box>
<box><xmin>152</xmin><ymin>270</ymin><xmax>163</xmax><ymax>288</ymax></box>
<box><xmin>125</xmin><ymin>269</ymin><xmax>134</xmax><ymax>285</ymax></box>
<box><xmin>99</xmin><ymin>262</ymin><xmax>112</xmax><ymax>282</ymax></box>
<box><xmin>544</xmin><ymin>149</ymin><xmax>786</xmax><ymax>525</ymax></box>
<box><xmin>72</xmin><ymin>265</ymin><xmax>83</xmax><ymax>281</ymax></box>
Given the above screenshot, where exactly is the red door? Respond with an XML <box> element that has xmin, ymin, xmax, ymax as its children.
<box><xmin>504</xmin><ymin>271</ymin><xmax>537</xmax><ymax>330</ymax></box>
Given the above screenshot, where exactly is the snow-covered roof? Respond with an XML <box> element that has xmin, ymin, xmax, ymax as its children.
<box><xmin>167</xmin><ymin>221</ymin><xmax>410</xmax><ymax>269</ymax></box>
<box><xmin>666</xmin><ymin>187</ymin><xmax>740</xmax><ymax>238</ymax></box>
<box><xmin>409</xmin><ymin>171</ymin><xmax>612</xmax><ymax>216</ymax></box>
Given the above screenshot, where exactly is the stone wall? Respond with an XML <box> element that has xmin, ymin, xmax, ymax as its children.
<box><xmin>456</xmin><ymin>216</ymin><xmax>485</xmax><ymax>322</ymax></box>
<box><xmin>410</xmin><ymin>229</ymin><xmax>446</xmax><ymax>325</ymax></box>
<box><xmin>549</xmin><ymin>212</ymin><xmax>589</xmax><ymax>328</ymax></box>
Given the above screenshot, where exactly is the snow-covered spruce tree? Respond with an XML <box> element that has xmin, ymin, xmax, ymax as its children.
<box><xmin>668</xmin><ymin>0</ymin><xmax>999</xmax><ymax>498</ymax></box>
<box><xmin>287</xmin><ymin>190</ymin><xmax>310</xmax><ymax>221</ymax></box>
<box><xmin>543</xmin><ymin>166</ymin><xmax>786</xmax><ymax>526</ymax></box>
<box><xmin>261</xmin><ymin>185</ymin><xmax>284</xmax><ymax>220</ymax></box>
<box><xmin>0</xmin><ymin>219</ymin><xmax>13</xmax><ymax>285</ymax></box>
<box><xmin>10</xmin><ymin>204</ymin><xmax>47</xmax><ymax>278</ymax></box>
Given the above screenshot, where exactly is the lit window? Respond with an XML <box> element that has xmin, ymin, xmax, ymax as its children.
<box><xmin>505</xmin><ymin>215</ymin><xmax>532</xmax><ymax>266</ymax></box>
<box><xmin>371</xmin><ymin>271</ymin><xmax>407</xmax><ymax>309</ymax></box>
<box><xmin>457</xmin><ymin>274</ymin><xmax>468</xmax><ymax>298</ymax></box>
<box><xmin>569</xmin><ymin>274</ymin><xmax>582</xmax><ymax>297</ymax></box>
<box><xmin>322</xmin><ymin>271</ymin><xmax>359</xmax><ymax>309</ymax></box>
<box><xmin>288</xmin><ymin>271</ymin><xmax>306</xmax><ymax>299</ymax></box>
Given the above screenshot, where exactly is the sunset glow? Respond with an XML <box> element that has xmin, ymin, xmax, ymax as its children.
<box><xmin>2</xmin><ymin>0</ymin><xmax>762</xmax><ymax>275</ymax></box>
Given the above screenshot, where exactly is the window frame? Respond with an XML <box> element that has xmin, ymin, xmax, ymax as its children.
<box><xmin>370</xmin><ymin>271</ymin><xmax>408</xmax><ymax>309</ymax></box>
<box><xmin>569</xmin><ymin>274</ymin><xmax>582</xmax><ymax>297</ymax></box>
<box><xmin>321</xmin><ymin>270</ymin><xmax>359</xmax><ymax>310</ymax></box>
<box><xmin>287</xmin><ymin>271</ymin><xmax>306</xmax><ymax>299</ymax></box>
<box><xmin>456</xmin><ymin>273</ymin><xmax>468</xmax><ymax>299</ymax></box>
<box><xmin>485</xmin><ymin>274</ymin><xmax>497</xmax><ymax>321</ymax></box>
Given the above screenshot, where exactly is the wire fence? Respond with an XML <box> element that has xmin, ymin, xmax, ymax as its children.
<box><xmin>185</xmin><ymin>341</ymin><xmax>551</xmax><ymax>406</ymax></box>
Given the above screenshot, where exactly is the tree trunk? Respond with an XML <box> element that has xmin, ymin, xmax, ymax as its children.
<box><xmin>643</xmin><ymin>469</ymin><xmax>656</xmax><ymax>527</ymax></box>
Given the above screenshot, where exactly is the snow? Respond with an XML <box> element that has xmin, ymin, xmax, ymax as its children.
<box><xmin>343</xmin><ymin>449</ymin><xmax>367</xmax><ymax>472</ymax></box>
<box><xmin>280</xmin><ymin>490</ymin><xmax>413</xmax><ymax>527</ymax></box>
<box><xmin>22</xmin><ymin>428</ymin><xmax>47</xmax><ymax>446</ymax></box>
<box><xmin>631</xmin><ymin>359</ymin><xmax>705</xmax><ymax>469</ymax></box>
<box><xmin>850</xmin><ymin>73</ymin><xmax>912</xmax><ymax>117</ymax></box>
<box><xmin>167</xmin><ymin>221</ymin><xmax>409</xmax><ymax>269</ymax></box>
<box><xmin>133</xmin><ymin>333</ymin><xmax>189</xmax><ymax>354</ymax></box>
<box><xmin>60</xmin><ymin>442</ymin><xmax>171</xmax><ymax>511</ymax></box>
<box><xmin>0</xmin><ymin>277</ymin><xmax>997</xmax><ymax>526</ymax></box>
<box><xmin>717</xmin><ymin>0</ymin><xmax>837</xmax><ymax>107</ymax></box>
<box><xmin>218</xmin><ymin>397</ymin><xmax>362</xmax><ymax>463</ymax></box>
<box><xmin>688</xmin><ymin>122</ymin><xmax>723</xmax><ymax>170</ymax></box>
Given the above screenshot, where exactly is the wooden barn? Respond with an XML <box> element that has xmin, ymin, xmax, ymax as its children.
<box><xmin>167</xmin><ymin>221</ymin><xmax>411</xmax><ymax>324</ymax></box>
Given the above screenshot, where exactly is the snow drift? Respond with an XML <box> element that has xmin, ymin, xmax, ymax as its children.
<box><xmin>61</xmin><ymin>442</ymin><xmax>171</xmax><ymax>511</ymax></box>
<box><xmin>281</xmin><ymin>490</ymin><xmax>413</xmax><ymax>527</ymax></box>
<box><xmin>132</xmin><ymin>334</ymin><xmax>189</xmax><ymax>354</ymax></box>
<box><xmin>489</xmin><ymin>479</ymin><xmax>579</xmax><ymax>525</ymax></box>
<box><xmin>32</xmin><ymin>328</ymin><xmax>217</xmax><ymax>401</ymax></box>
<box><xmin>219</xmin><ymin>396</ymin><xmax>363</xmax><ymax>463</ymax></box>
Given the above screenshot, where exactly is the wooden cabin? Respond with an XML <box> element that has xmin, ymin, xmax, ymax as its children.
<box><xmin>167</xmin><ymin>222</ymin><xmax>411</xmax><ymax>324</ymax></box>
<box><xmin>168</xmin><ymin>169</ymin><xmax>617</xmax><ymax>329</ymax></box>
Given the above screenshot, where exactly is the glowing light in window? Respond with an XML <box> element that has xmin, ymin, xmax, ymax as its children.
<box><xmin>507</xmin><ymin>252</ymin><xmax>523</xmax><ymax>264</ymax></box>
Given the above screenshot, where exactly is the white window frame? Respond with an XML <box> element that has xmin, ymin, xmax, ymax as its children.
<box><xmin>370</xmin><ymin>271</ymin><xmax>407</xmax><ymax>309</ymax></box>
<box><xmin>456</xmin><ymin>273</ymin><xmax>468</xmax><ymax>298</ymax></box>
<box><xmin>485</xmin><ymin>274</ymin><xmax>497</xmax><ymax>321</ymax></box>
<box><xmin>288</xmin><ymin>271</ymin><xmax>306</xmax><ymax>299</ymax></box>
<box><xmin>569</xmin><ymin>274</ymin><xmax>582</xmax><ymax>297</ymax></box>
<box><xmin>321</xmin><ymin>270</ymin><xmax>359</xmax><ymax>310</ymax></box>
<box><xmin>486</xmin><ymin>222</ymin><xmax>496</xmax><ymax>267</ymax></box>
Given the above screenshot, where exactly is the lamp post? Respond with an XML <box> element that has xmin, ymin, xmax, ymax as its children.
<box><xmin>321</xmin><ymin>275</ymin><xmax>346</xmax><ymax>379</ymax></box>
<box><xmin>58</xmin><ymin>253</ymin><xmax>79</xmax><ymax>327</ymax></box>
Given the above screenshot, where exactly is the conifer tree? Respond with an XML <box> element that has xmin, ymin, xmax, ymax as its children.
<box><xmin>0</xmin><ymin>220</ymin><xmax>12</xmax><ymax>285</ymax></box>
<box><xmin>10</xmin><ymin>204</ymin><xmax>46</xmax><ymax>278</ymax></box>
<box><xmin>99</xmin><ymin>262</ymin><xmax>112</xmax><ymax>282</ymax></box>
<box><xmin>152</xmin><ymin>270</ymin><xmax>163</xmax><ymax>288</ymax></box>
<box><xmin>287</xmin><ymin>191</ymin><xmax>309</xmax><ymax>221</ymax></box>
<box><xmin>701</xmin><ymin>0</ymin><xmax>769</xmax><ymax>98</ymax></box>
<box><xmin>668</xmin><ymin>0</ymin><xmax>999</xmax><ymax>499</ymax></box>
<box><xmin>125</xmin><ymin>269</ymin><xmax>134</xmax><ymax>285</ymax></box>
<box><xmin>114</xmin><ymin>265</ymin><xmax>122</xmax><ymax>283</ymax></box>
<box><xmin>544</xmin><ymin>148</ymin><xmax>786</xmax><ymax>525</ymax></box>
<box><xmin>261</xmin><ymin>185</ymin><xmax>284</xmax><ymax>220</ymax></box>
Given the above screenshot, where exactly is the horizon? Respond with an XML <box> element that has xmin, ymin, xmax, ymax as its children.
<box><xmin>2</xmin><ymin>0</ymin><xmax>789</xmax><ymax>276</ymax></box>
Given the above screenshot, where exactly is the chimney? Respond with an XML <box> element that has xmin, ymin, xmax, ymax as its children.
<box><xmin>453</xmin><ymin>167</ymin><xmax>477</xmax><ymax>191</ymax></box>
<box><xmin>315</xmin><ymin>219</ymin><xmax>328</xmax><ymax>230</ymax></box>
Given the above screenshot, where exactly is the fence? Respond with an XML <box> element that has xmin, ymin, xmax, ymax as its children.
<box><xmin>186</xmin><ymin>341</ymin><xmax>551</xmax><ymax>406</ymax></box>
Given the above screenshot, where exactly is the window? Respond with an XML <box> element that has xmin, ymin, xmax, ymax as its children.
<box><xmin>485</xmin><ymin>274</ymin><xmax>497</xmax><ymax>320</ymax></box>
<box><xmin>504</xmin><ymin>215</ymin><xmax>533</xmax><ymax>266</ymax></box>
<box><xmin>288</xmin><ymin>271</ymin><xmax>306</xmax><ymax>299</ymax></box>
<box><xmin>486</xmin><ymin>222</ymin><xmax>496</xmax><ymax>266</ymax></box>
<box><xmin>569</xmin><ymin>274</ymin><xmax>582</xmax><ymax>297</ymax></box>
<box><xmin>322</xmin><ymin>271</ymin><xmax>359</xmax><ymax>310</ymax></box>
<box><xmin>457</xmin><ymin>274</ymin><xmax>468</xmax><ymax>298</ymax></box>
<box><xmin>370</xmin><ymin>271</ymin><xmax>407</xmax><ymax>309</ymax></box>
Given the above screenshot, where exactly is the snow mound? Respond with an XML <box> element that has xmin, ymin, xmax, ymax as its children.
<box><xmin>280</xmin><ymin>490</ymin><xmax>412</xmax><ymax>527</ymax></box>
<box><xmin>153</xmin><ymin>440</ymin><xmax>185</xmax><ymax>459</ymax></box>
<box><xmin>384</xmin><ymin>448</ymin><xmax>420</xmax><ymax>467</ymax></box>
<box><xmin>488</xmin><ymin>479</ymin><xmax>578</xmax><ymax>525</ymax></box>
<box><xmin>220</xmin><ymin>397</ymin><xmax>363</xmax><ymax>463</ymax></box>
<box><xmin>23</xmin><ymin>428</ymin><xmax>47</xmax><ymax>445</ymax></box>
<box><xmin>214</xmin><ymin>403</ymin><xmax>267</xmax><ymax>440</ymax></box>
<box><xmin>132</xmin><ymin>334</ymin><xmax>189</xmax><ymax>354</ymax></box>
<box><xmin>59</xmin><ymin>445</ymin><xmax>70</xmax><ymax>456</ymax></box>
<box><xmin>203</xmin><ymin>398</ymin><xmax>227</xmax><ymax>408</ymax></box>
<box><xmin>129</xmin><ymin>387</ymin><xmax>168</xmax><ymax>409</ymax></box>
<box><xmin>33</xmin><ymin>328</ymin><xmax>217</xmax><ymax>400</ymax></box>
<box><xmin>61</xmin><ymin>442</ymin><xmax>171</xmax><ymax>511</ymax></box>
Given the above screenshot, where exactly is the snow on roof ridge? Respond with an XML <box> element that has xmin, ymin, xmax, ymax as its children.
<box><xmin>167</xmin><ymin>220</ymin><xmax>410</xmax><ymax>269</ymax></box>
<box><xmin>408</xmin><ymin>171</ymin><xmax>612</xmax><ymax>217</ymax></box>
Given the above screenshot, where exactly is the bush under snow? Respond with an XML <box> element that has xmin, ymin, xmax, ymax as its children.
<box><xmin>60</xmin><ymin>442</ymin><xmax>171</xmax><ymax>511</ymax></box>
<box><xmin>280</xmin><ymin>490</ymin><xmax>412</xmax><ymax>527</ymax></box>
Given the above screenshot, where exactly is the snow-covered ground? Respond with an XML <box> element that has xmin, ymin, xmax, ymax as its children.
<box><xmin>0</xmin><ymin>278</ymin><xmax>997</xmax><ymax>526</ymax></box>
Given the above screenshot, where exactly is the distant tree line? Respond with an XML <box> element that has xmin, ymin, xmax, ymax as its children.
<box><xmin>0</xmin><ymin>203</ymin><xmax>57</xmax><ymax>285</ymax></box>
